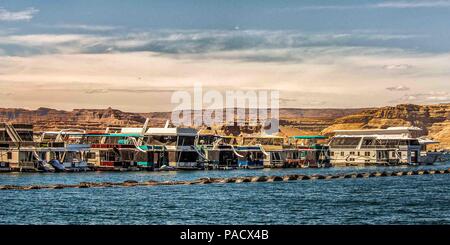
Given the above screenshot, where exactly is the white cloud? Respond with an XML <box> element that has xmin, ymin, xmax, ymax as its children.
<box><xmin>285</xmin><ymin>1</ymin><xmax>450</xmax><ymax>11</ymax></box>
<box><xmin>54</xmin><ymin>24</ymin><xmax>119</xmax><ymax>32</ymax></box>
<box><xmin>0</xmin><ymin>34</ymin><xmax>109</xmax><ymax>54</ymax></box>
<box><xmin>0</xmin><ymin>7</ymin><xmax>38</xmax><ymax>21</ymax></box>
<box><xmin>0</xmin><ymin>29</ymin><xmax>421</xmax><ymax>59</ymax></box>
<box><xmin>397</xmin><ymin>91</ymin><xmax>450</xmax><ymax>103</ymax></box>
<box><xmin>0</xmin><ymin>34</ymin><xmax>100</xmax><ymax>45</ymax></box>
<box><xmin>386</xmin><ymin>85</ymin><xmax>410</xmax><ymax>91</ymax></box>
<box><xmin>383</xmin><ymin>64</ymin><xmax>413</xmax><ymax>70</ymax></box>
<box><xmin>377</xmin><ymin>1</ymin><xmax>450</xmax><ymax>8</ymax></box>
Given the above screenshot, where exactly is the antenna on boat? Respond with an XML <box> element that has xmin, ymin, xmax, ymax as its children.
<box><xmin>164</xmin><ymin>120</ymin><xmax>170</xmax><ymax>128</ymax></box>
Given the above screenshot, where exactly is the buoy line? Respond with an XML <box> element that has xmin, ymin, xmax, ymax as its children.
<box><xmin>1</xmin><ymin>168</ymin><xmax>449</xmax><ymax>191</ymax></box>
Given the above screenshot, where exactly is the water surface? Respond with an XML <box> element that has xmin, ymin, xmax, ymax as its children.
<box><xmin>1</xmin><ymin>163</ymin><xmax>449</xmax><ymax>224</ymax></box>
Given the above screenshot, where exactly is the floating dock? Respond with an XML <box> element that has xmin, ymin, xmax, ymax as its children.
<box><xmin>1</xmin><ymin>168</ymin><xmax>449</xmax><ymax>191</ymax></box>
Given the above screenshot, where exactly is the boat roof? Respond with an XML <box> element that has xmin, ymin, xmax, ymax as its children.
<box><xmin>334</xmin><ymin>135</ymin><xmax>416</xmax><ymax>140</ymax></box>
<box><xmin>242</xmin><ymin>135</ymin><xmax>283</xmax><ymax>139</ymax></box>
<box><xmin>291</xmin><ymin>135</ymin><xmax>327</xmax><ymax>139</ymax></box>
<box><xmin>84</xmin><ymin>133</ymin><xmax>142</xmax><ymax>137</ymax></box>
<box><xmin>333</xmin><ymin>127</ymin><xmax>423</xmax><ymax>136</ymax></box>
<box><xmin>120</xmin><ymin>128</ymin><xmax>145</xmax><ymax>134</ymax></box>
<box><xmin>418</xmin><ymin>138</ymin><xmax>440</xmax><ymax>144</ymax></box>
<box><xmin>145</xmin><ymin>127</ymin><xmax>197</xmax><ymax>136</ymax></box>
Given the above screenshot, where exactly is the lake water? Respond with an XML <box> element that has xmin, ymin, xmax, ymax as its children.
<box><xmin>1</xmin><ymin>163</ymin><xmax>449</xmax><ymax>224</ymax></box>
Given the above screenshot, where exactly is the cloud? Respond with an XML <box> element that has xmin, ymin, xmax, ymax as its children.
<box><xmin>84</xmin><ymin>88</ymin><xmax>179</xmax><ymax>94</ymax></box>
<box><xmin>0</xmin><ymin>91</ymin><xmax>12</xmax><ymax>96</ymax></box>
<box><xmin>0</xmin><ymin>29</ymin><xmax>422</xmax><ymax>62</ymax></box>
<box><xmin>54</xmin><ymin>24</ymin><xmax>119</xmax><ymax>32</ymax></box>
<box><xmin>0</xmin><ymin>26</ymin><xmax>448</xmax><ymax>111</ymax></box>
<box><xmin>386</xmin><ymin>85</ymin><xmax>410</xmax><ymax>91</ymax></box>
<box><xmin>0</xmin><ymin>7</ymin><xmax>38</xmax><ymax>21</ymax></box>
<box><xmin>0</xmin><ymin>34</ymin><xmax>109</xmax><ymax>55</ymax></box>
<box><xmin>0</xmin><ymin>50</ymin><xmax>449</xmax><ymax>111</ymax></box>
<box><xmin>285</xmin><ymin>1</ymin><xmax>450</xmax><ymax>11</ymax></box>
<box><xmin>0</xmin><ymin>34</ymin><xmax>103</xmax><ymax>45</ymax></box>
<box><xmin>383</xmin><ymin>64</ymin><xmax>413</xmax><ymax>70</ymax></box>
<box><xmin>377</xmin><ymin>1</ymin><xmax>450</xmax><ymax>8</ymax></box>
<box><xmin>279</xmin><ymin>98</ymin><xmax>298</xmax><ymax>106</ymax></box>
<box><xmin>396</xmin><ymin>91</ymin><xmax>450</xmax><ymax>103</ymax></box>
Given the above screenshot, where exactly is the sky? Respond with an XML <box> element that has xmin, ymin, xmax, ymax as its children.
<box><xmin>0</xmin><ymin>0</ymin><xmax>449</xmax><ymax>112</ymax></box>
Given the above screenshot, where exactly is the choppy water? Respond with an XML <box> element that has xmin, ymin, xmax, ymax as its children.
<box><xmin>1</xmin><ymin>163</ymin><xmax>450</xmax><ymax>224</ymax></box>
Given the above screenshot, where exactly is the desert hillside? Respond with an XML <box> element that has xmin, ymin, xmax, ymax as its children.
<box><xmin>0</xmin><ymin>107</ymin><xmax>362</xmax><ymax>132</ymax></box>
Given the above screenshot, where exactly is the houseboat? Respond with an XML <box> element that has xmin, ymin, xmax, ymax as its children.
<box><xmin>233</xmin><ymin>136</ymin><xmax>266</xmax><ymax>169</ymax></box>
<box><xmin>143</xmin><ymin>126</ymin><xmax>202</xmax><ymax>170</ymax></box>
<box><xmin>38</xmin><ymin>130</ymin><xmax>91</xmax><ymax>171</ymax></box>
<box><xmin>0</xmin><ymin>123</ymin><xmax>56</xmax><ymax>172</ymax></box>
<box><xmin>328</xmin><ymin>127</ymin><xmax>433</xmax><ymax>166</ymax></box>
<box><xmin>80</xmin><ymin>131</ymin><xmax>141</xmax><ymax>171</ymax></box>
<box><xmin>240</xmin><ymin>135</ymin><xmax>285</xmax><ymax>168</ymax></box>
<box><xmin>289</xmin><ymin>135</ymin><xmax>330</xmax><ymax>168</ymax></box>
<box><xmin>195</xmin><ymin>129</ymin><xmax>240</xmax><ymax>170</ymax></box>
<box><xmin>417</xmin><ymin>137</ymin><xmax>442</xmax><ymax>165</ymax></box>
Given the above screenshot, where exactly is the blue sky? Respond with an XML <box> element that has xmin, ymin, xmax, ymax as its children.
<box><xmin>0</xmin><ymin>0</ymin><xmax>449</xmax><ymax>111</ymax></box>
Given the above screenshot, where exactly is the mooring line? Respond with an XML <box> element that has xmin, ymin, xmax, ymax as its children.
<box><xmin>1</xmin><ymin>168</ymin><xmax>449</xmax><ymax>191</ymax></box>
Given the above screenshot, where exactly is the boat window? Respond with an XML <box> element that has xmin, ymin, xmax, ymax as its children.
<box><xmin>104</xmin><ymin>137</ymin><xmax>123</xmax><ymax>144</ymax></box>
<box><xmin>198</xmin><ymin>135</ymin><xmax>218</xmax><ymax>145</ymax></box>
<box><xmin>64</xmin><ymin>152</ymin><xmax>82</xmax><ymax>162</ymax></box>
<box><xmin>19</xmin><ymin>151</ymin><xmax>34</xmax><ymax>162</ymax></box>
<box><xmin>177</xmin><ymin>152</ymin><xmax>198</xmax><ymax>162</ymax></box>
<box><xmin>361</xmin><ymin>138</ymin><xmax>376</xmax><ymax>148</ymax></box>
<box><xmin>100</xmin><ymin>151</ymin><xmax>117</xmax><ymax>161</ymax></box>
<box><xmin>17</xmin><ymin>131</ymin><xmax>34</xmax><ymax>142</ymax></box>
<box><xmin>84</xmin><ymin>136</ymin><xmax>102</xmax><ymax>144</ymax></box>
<box><xmin>178</xmin><ymin>136</ymin><xmax>195</xmax><ymax>146</ymax></box>
<box><xmin>0</xmin><ymin>130</ymin><xmax>12</xmax><ymax>142</ymax></box>
<box><xmin>271</xmin><ymin>152</ymin><xmax>281</xmax><ymax>160</ymax></box>
<box><xmin>220</xmin><ymin>137</ymin><xmax>237</xmax><ymax>145</ymax></box>
<box><xmin>256</xmin><ymin>152</ymin><xmax>264</xmax><ymax>159</ymax></box>
<box><xmin>86</xmin><ymin>152</ymin><xmax>96</xmax><ymax>159</ymax></box>
<box><xmin>330</xmin><ymin>137</ymin><xmax>361</xmax><ymax>147</ymax></box>
<box><xmin>135</xmin><ymin>152</ymin><xmax>147</xmax><ymax>162</ymax></box>
<box><xmin>147</xmin><ymin>136</ymin><xmax>177</xmax><ymax>146</ymax></box>
<box><xmin>120</xmin><ymin>150</ymin><xmax>135</xmax><ymax>161</ymax></box>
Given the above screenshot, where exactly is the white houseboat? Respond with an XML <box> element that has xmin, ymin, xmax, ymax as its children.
<box><xmin>328</xmin><ymin>127</ymin><xmax>437</xmax><ymax>166</ymax></box>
